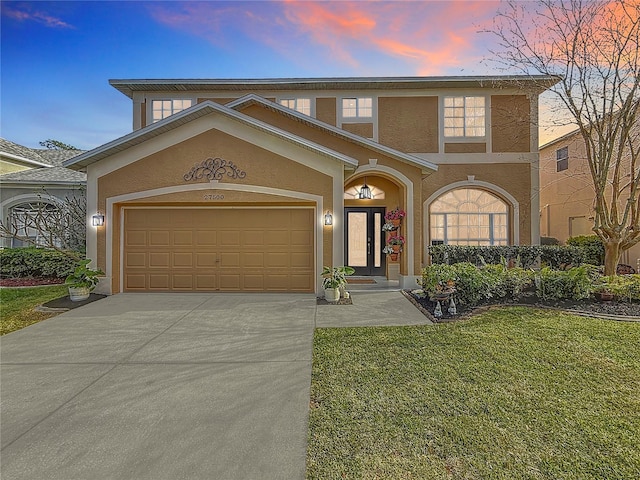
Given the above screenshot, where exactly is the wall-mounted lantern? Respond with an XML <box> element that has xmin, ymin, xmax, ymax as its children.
<box><xmin>91</xmin><ymin>214</ymin><xmax>105</xmax><ymax>227</ymax></box>
<box><xmin>324</xmin><ymin>211</ymin><xmax>333</xmax><ymax>226</ymax></box>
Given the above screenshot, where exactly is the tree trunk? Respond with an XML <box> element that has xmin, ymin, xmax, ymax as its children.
<box><xmin>603</xmin><ymin>240</ymin><xmax>622</xmax><ymax>276</ymax></box>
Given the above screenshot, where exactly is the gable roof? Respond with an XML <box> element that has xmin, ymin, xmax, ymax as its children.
<box><xmin>227</xmin><ymin>94</ymin><xmax>437</xmax><ymax>172</ymax></box>
<box><xmin>64</xmin><ymin>100</ymin><xmax>369</xmax><ymax>170</ymax></box>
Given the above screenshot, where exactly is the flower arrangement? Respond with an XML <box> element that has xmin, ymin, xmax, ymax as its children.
<box><xmin>382</xmin><ymin>245</ymin><xmax>395</xmax><ymax>254</ymax></box>
<box><xmin>382</xmin><ymin>222</ymin><xmax>397</xmax><ymax>232</ymax></box>
<box><xmin>384</xmin><ymin>208</ymin><xmax>406</xmax><ymax>221</ymax></box>
<box><xmin>387</xmin><ymin>235</ymin><xmax>405</xmax><ymax>245</ymax></box>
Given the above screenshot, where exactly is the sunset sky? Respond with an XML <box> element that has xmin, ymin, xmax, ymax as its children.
<box><xmin>1</xmin><ymin>0</ymin><xmax>561</xmax><ymax>150</ymax></box>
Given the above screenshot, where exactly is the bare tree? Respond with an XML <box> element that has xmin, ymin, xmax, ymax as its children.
<box><xmin>488</xmin><ymin>0</ymin><xmax>639</xmax><ymax>275</ymax></box>
<box><xmin>0</xmin><ymin>189</ymin><xmax>86</xmax><ymax>260</ymax></box>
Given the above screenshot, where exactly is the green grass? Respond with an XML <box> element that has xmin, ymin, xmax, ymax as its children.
<box><xmin>0</xmin><ymin>285</ymin><xmax>68</xmax><ymax>335</ymax></box>
<box><xmin>307</xmin><ymin>307</ymin><xmax>640</xmax><ymax>479</ymax></box>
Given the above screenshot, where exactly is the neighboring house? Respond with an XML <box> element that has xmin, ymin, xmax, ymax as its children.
<box><xmin>539</xmin><ymin>121</ymin><xmax>640</xmax><ymax>270</ymax></box>
<box><xmin>0</xmin><ymin>138</ymin><xmax>86</xmax><ymax>248</ymax></box>
<box><xmin>63</xmin><ymin>75</ymin><xmax>557</xmax><ymax>295</ymax></box>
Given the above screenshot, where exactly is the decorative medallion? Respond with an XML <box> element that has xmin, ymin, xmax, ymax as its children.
<box><xmin>183</xmin><ymin>157</ymin><xmax>246</xmax><ymax>182</ymax></box>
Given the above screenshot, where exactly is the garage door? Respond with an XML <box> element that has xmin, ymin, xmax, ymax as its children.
<box><xmin>123</xmin><ymin>208</ymin><xmax>314</xmax><ymax>292</ymax></box>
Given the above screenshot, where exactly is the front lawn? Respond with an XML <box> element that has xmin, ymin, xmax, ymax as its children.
<box><xmin>307</xmin><ymin>307</ymin><xmax>640</xmax><ymax>479</ymax></box>
<box><xmin>0</xmin><ymin>285</ymin><xmax>68</xmax><ymax>335</ymax></box>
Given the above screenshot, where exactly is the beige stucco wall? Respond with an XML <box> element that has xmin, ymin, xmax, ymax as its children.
<box><xmin>491</xmin><ymin>95</ymin><xmax>531</xmax><ymax>153</ymax></box>
<box><xmin>378</xmin><ymin>96</ymin><xmax>438</xmax><ymax>153</ymax></box>
<box><xmin>444</xmin><ymin>143</ymin><xmax>487</xmax><ymax>154</ymax></box>
<box><xmin>316</xmin><ymin>97</ymin><xmax>336</xmax><ymax>126</ymax></box>
<box><xmin>422</xmin><ymin>163</ymin><xmax>533</xmax><ymax>248</ymax></box>
<box><xmin>96</xmin><ymin>128</ymin><xmax>334</xmax><ymax>291</ymax></box>
<box><xmin>341</xmin><ymin>123</ymin><xmax>374</xmax><ymax>139</ymax></box>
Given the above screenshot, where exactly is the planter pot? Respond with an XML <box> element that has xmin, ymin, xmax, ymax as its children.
<box><xmin>324</xmin><ymin>288</ymin><xmax>340</xmax><ymax>302</ymax></box>
<box><xmin>391</xmin><ymin>244</ymin><xmax>401</xmax><ymax>253</ymax></box>
<box><xmin>389</xmin><ymin>253</ymin><xmax>399</xmax><ymax>261</ymax></box>
<box><xmin>596</xmin><ymin>291</ymin><xmax>614</xmax><ymax>302</ymax></box>
<box><xmin>68</xmin><ymin>286</ymin><xmax>90</xmax><ymax>302</ymax></box>
<box><xmin>390</xmin><ymin>219</ymin><xmax>401</xmax><ymax>227</ymax></box>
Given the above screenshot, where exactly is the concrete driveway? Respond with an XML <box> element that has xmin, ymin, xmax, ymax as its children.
<box><xmin>1</xmin><ymin>293</ymin><xmax>316</xmax><ymax>480</ymax></box>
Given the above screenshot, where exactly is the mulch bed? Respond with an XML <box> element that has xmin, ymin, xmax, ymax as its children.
<box><xmin>404</xmin><ymin>290</ymin><xmax>640</xmax><ymax>322</ymax></box>
<box><xmin>40</xmin><ymin>293</ymin><xmax>106</xmax><ymax>310</ymax></box>
<box><xmin>0</xmin><ymin>277</ymin><xmax>65</xmax><ymax>287</ymax></box>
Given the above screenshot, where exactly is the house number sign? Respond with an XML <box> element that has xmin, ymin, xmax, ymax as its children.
<box><xmin>184</xmin><ymin>157</ymin><xmax>246</xmax><ymax>182</ymax></box>
<box><xmin>204</xmin><ymin>194</ymin><xmax>225</xmax><ymax>200</ymax></box>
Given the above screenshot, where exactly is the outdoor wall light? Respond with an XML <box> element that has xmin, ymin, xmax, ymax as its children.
<box><xmin>324</xmin><ymin>211</ymin><xmax>333</xmax><ymax>226</ymax></box>
<box><xmin>91</xmin><ymin>214</ymin><xmax>105</xmax><ymax>227</ymax></box>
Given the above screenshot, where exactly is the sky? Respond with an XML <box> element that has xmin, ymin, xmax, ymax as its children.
<box><xmin>1</xmin><ymin>0</ymin><xmax>558</xmax><ymax>151</ymax></box>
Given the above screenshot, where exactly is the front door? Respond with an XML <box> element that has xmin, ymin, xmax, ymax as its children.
<box><xmin>344</xmin><ymin>207</ymin><xmax>386</xmax><ymax>276</ymax></box>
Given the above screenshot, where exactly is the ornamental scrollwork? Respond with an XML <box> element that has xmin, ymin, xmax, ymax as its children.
<box><xmin>183</xmin><ymin>157</ymin><xmax>247</xmax><ymax>182</ymax></box>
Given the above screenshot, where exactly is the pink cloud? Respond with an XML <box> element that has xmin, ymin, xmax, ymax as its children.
<box><xmin>148</xmin><ymin>1</ymin><xmax>503</xmax><ymax>75</ymax></box>
<box><xmin>3</xmin><ymin>6</ymin><xmax>73</xmax><ymax>28</ymax></box>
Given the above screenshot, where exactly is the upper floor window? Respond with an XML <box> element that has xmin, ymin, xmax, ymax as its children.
<box><xmin>279</xmin><ymin>98</ymin><xmax>311</xmax><ymax>116</ymax></box>
<box><xmin>444</xmin><ymin>96</ymin><xmax>485</xmax><ymax>137</ymax></box>
<box><xmin>151</xmin><ymin>99</ymin><xmax>193</xmax><ymax>123</ymax></box>
<box><xmin>342</xmin><ymin>97</ymin><xmax>372</xmax><ymax>118</ymax></box>
<box><xmin>556</xmin><ymin>146</ymin><xmax>569</xmax><ymax>171</ymax></box>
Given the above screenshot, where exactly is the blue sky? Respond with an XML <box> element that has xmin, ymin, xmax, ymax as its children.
<box><xmin>2</xmin><ymin>1</ymin><xmax>522</xmax><ymax>150</ymax></box>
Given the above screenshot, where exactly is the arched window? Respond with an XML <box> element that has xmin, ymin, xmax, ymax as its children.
<box><xmin>430</xmin><ymin>188</ymin><xmax>508</xmax><ymax>246</ymax></box>
<box><xmin>8</xmin><ymin>201</ymin><xmax>63</xmax><ymax>247</ymax></box>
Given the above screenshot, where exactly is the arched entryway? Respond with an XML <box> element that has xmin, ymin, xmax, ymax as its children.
<box><xmin>343</xmin><ymin>173</ymin><xmax>405</xmax><ymax>277</ymax></box>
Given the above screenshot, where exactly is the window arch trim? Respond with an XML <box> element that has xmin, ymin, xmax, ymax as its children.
<box><xmin>423</xmin><ymin>180</ymin><xmax>520</xmax><ymax>248</ymax></box>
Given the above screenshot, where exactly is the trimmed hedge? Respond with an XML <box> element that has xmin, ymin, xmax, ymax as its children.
<box><xmin>428</xmin><ymin>245</ymin><xmax>585</xmax><ymax>269</ymax></box>
<box><xmin>566</xmin><ymin>235</ymin><xmax>605</xmax><ymax>266</ymax></box>
<box><xmin>0</xmin><ymin>248</ymin><xmax>80</xmax><ymax>278</ymax></box>
<box><xmin>419</xmin><ymin>262</ymin><xmax>602</xmax><ymax>307</ymax></box>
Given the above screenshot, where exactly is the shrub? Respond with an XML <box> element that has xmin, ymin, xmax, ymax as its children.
<box><xmin>428</xmin><ymin>244</ymin><xmax>585</xmax><ymax>270</ymax></box>
<box><xmin>597</xmin><ymin>275</ymin><xmax>640</xmax><ymax>302</ymax></box>
<box><xmin>0</xmin><ymin>248</ymin><xmax>79</xmax><ymax>278</ymax></box>
<box><xmin>535</xmin><ymin>265</ymin><xmax>594</xmax><ymax>301</ymax></box>
<box><xmin>566</xmin><ymin>235</ymin><xmax>605</xmax><ymax>265</ymax></box>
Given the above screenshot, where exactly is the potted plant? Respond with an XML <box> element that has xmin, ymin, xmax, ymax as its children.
<box><xmin>321</xmin><ymin>265</ymin><xmax>355</xmax><ymax>302</ymax></box>
<box><xmin>387</xmin><ymin>235</ymin><xmax>405</xmax><ymax>252</ymax></box>
<box><xmin>383</xmin><ymin>245</ymin><xmax>398</xmax><ymax>261</ymax></box>
<box><xmin>384</xmin><ymin>208</ymin><xmax>406</xmax><ymax>227</ymax></box>
<box><xmin>65</xmin><ymin>259</ymin><xmax>104</xmax><ymax>301</ymax></box>
<box><xmin>382</xmin><ymin>222</ymin><xmax>398</xmax><ymax>232</ymax></box>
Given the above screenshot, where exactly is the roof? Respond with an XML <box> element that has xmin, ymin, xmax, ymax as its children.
<box><xmin>64</xmin><ymin>100</ymin><xmax>362</xmax><ymax>169</ymax></box>
<box><xmin>110</xmin><ymin>75</ymin><xmax>561</xmax><ymax>98</ymax></box>
<box><xmin>0</xmin><ymin>166</ymin><xmax>86</xmax><ymax>184</ymax></box>
<box><xmin>0</xmin><ymin>138</ymin><xmax>84</xmax><ymax>167</ymax></box>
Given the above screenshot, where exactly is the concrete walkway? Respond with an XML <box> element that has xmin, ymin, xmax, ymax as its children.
<box><xmin>0</xmin><ymin>291</ymin><xmax>429</xmax><ymax>480</ymax></box>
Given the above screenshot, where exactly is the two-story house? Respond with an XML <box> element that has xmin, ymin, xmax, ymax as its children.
<box><xmin>540</xmin><ymin>120</ymin><xmax>640</xmax><ymax>269</ymax></box>
<box><xmin>64</xmin><ymin>76</ymin><xmax>557</xmax><ymax>295</ymax></box>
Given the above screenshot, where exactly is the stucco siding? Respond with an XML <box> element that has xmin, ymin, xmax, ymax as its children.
<box><xmin>491</xmin><ymin>95</ymin><xmax>531</xmax><ymax>153</ymax></box>
<box><xmin>316</xmin><ymin>97</ymin><xmax>337</xmax><ymax>126</ymax></box>
<box><xmin>378</xmin><ymin>96</ymin><xmax>438</xmax><ymax>153</ymax></box>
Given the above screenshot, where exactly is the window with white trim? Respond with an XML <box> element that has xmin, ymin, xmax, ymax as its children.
<box><xmin>430</xmin><ymin>188</ymin><xmax>508</xmax><ymax>246</ymax></box>
<box><xmin>151</xmin><ymin>99</ymin><xmax>193</xmax><ymax>123</ymax></box>
<box><xmin>556</xmin><ymin>146</ymin><xmax>569</xmax><ymax>172</ymax></box>
<box><xmin>8</xmin><ymin>202</ymin><xmax>62</xmax><ymax>247</ymax></box>
<box><xmin>443</xmin><ymin>96</ymin><xmax>486</xmax><ymax>137</ymax></box>
<box><xmin>342</xmin><ymin>97</ymin><xmax>372</xmax><ymax>118</ymax></box>
<box><xmin>279</xmin><ymin>98</ymin><xmax>311</xmax><ymax>116</ymax></box>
